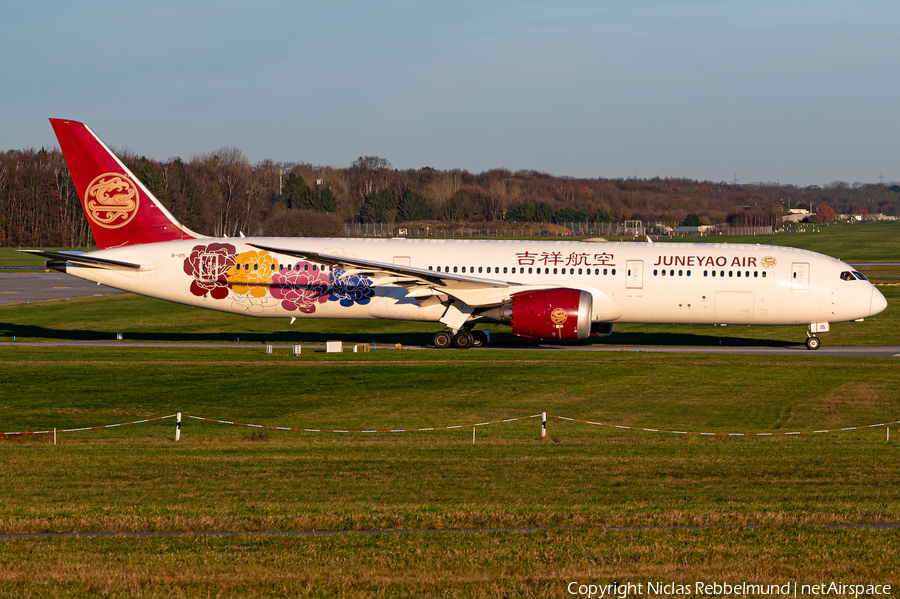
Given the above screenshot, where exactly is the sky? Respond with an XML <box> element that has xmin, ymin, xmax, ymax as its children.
<box><xmin>2</xmin><ymin>0</ymin><xmax>897</xmax><ymax>186</ymax></box>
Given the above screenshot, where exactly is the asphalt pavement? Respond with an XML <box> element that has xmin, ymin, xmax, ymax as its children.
<box><xmin>0</xmin><ymin>272</ymin><xmax>126</xmax><ymax>305</ymax></box>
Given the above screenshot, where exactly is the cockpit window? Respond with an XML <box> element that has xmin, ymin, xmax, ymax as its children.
<box><xmin>840</xmin><ymin>271</ymin><xmax>855</xmax><ymax>281</ymax></box>
<box><xmin>852</xmin><ymin>271</ymin><xmax>868</xmax><ymax>281</ymax></box>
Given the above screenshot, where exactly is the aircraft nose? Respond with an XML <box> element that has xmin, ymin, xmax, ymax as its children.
<box><xmin>870</xmin><ymin>287</ymin><xmax>888</xmax><ymax>316</ymax></box>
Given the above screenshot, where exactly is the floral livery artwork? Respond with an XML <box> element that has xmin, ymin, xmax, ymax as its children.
<box><xmin>183</xmin><ymin>243</ymin><xmax>236</xmax><ymax>300</ymax></box>
<box><xmin>227</xmin><ymin>250</ymin><xmax>280</xmax><ymax>313</ymax></box>
<box><xmin>329</xmin><ymin>269</ymin><xmax>375</xmax><ymax>307</ymax></box>
<box><xmin>183</xmin><ymin>244</ymin><xmax>376</xmax><ymax>314</ymax></box>
<box><xmin>270</xmin><ymin>267</ymin><xmax>330</xmax><ymax>313</ymax></box>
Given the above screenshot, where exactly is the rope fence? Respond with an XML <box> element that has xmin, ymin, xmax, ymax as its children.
<box><xmin>547</xmin><ymin>415</ymin><xmax>900</xmax><ymax>437</ymax></box>
<box><xmin>3</xmin><ymin>413</ymin><xmax>898</xmax><ymax>442</ymax></box>
<box><xmin>184</xmin><ymin>413</ymin><xmax>542</xmax><ymax>434</ymax></box>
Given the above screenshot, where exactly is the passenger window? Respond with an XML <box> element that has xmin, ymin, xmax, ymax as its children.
<box><xmin>612</xmin><ymin>269</ymin><xmax>616</xmax><ymax>275</ymax></box>
<box><xmin>528</xmin><ymin>267</ymin><xmax>533</xmax><ymax>274</ymax></box>
<box><xmin>720</xmin><ymin>271</ymin><xmax>725</xmax><ymax>277</ymax></box>
<box><xmin>654</xmin><ymin>269</ymin><xmax>658</xmax><ymax>276</ymax></box>
<box><xmin>712</xmin><ymin>270</ymin><xmax>716</xmax><ymax>277</ymax></box>
<box><xmin>461</xmin><ymin>266</ymin><xmax>466</xmax><ymax>273</ymax></box>
<box><xmin>754</xmin><ymin>271</ymin><xmax>758</xmax><ymax>278</ymax></box>
<box><xmin>478</xmin><ymin>267</ymin><xmax>482</xmax><ymax>273</ymax></box>
<box><xmin>670</xmin><ymin>270</ymin><xmax>674</xmax><ymax>276</ymax></box>
<box><xmin>678</xmin><ymin>270</ymin><xmax>683</xmax><ymax>276</ymax></box>
<box><xmin>729</xmin><ymin>271</ymin><xmax>733</xmax><ymax>277</ymax></box>
<box><xmin>661</xmin><ymin>269</ymin><xmax>666</xmax><ymax>276</ymax></box>
<box><xmin>603</xmin><ymin>268</ymin><xmax>608</xmax><ymax>275</ymax></box>
<box><xmin>762</xmin><ymin>272</ymin><xmax>767</xmax><ymax>278</ymax></box>
<box><xmin>687</xmin><ymin>270</ymin><xmax>691</xmax><ymax>276</ymax></box>
<box><xmin>736</xmin><ymin>271</ymin><xmax>740</xmax><ymax>277</ymax></box>
<box><xmin>503</xmin><ymin>267</ymin><xmax>508</xmax><ymax>274</ymax></box>
<box><xmin>453</xmin><ymin>266</ymin><xmax>458</xmax><ymax>273</ymax></box>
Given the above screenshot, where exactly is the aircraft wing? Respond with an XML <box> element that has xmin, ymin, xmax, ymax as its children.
<box><xmin>18</xmin><ymin>250</ymin><xmax>143</xmax><ymax>271</ymax></box>
<box><xmin>248</xmin><ymin>243</ymin><xmax>513</xmax><ymax>291</ymax></box>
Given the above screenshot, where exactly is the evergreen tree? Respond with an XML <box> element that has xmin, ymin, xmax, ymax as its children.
<box><xmin>310</xmin><ymin>187</ymin><xmax>337</xmax><ymax>212</ymax></box>
<box><xmin>281</xmin><ymin>173</ymin><xmax>310</xmax><ymax>210</ymax></box>
<box><xmin>593</xmin><ymin>207</ymin><xmax>613</xmax><ymax>223</ymax></box>
<box><xmin>398</xmin><ymin>190</ymin><xmax>430</xmax><ymax>221</ymax></box>
<box><xmin>554</xmin><ymin>206</ymin><xmax>590</xmax><ymax>223</ymax></box>
<box><xmin>506</xmin><ymin>202</ymin><xmax>536</xmax><ymax>222</ymax></box>
<box><xmin>359</xmin><ymin>189</ymin><xmax>399</xmax><ymax>223</ymax></box>
<box><xmin>682</xmin><ymin>213</ymin><xmax>702</xmax><ymax>226</ymax></box>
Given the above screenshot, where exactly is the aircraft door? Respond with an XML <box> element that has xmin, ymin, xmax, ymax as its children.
<box><xmin>626</xmin><ymin>260</ymin><xmax>643</xmax><ymax>289</ymax></box>
<box><xmin>791</xmin><ymin>263</ymin><xmax>810</xmax><ymax>291</ymax></box>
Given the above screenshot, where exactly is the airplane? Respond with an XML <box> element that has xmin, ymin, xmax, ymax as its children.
<box><xmin>22</xmin><ymin>118</ymin><xmax>887</xmax><ymax>350</ymax></box>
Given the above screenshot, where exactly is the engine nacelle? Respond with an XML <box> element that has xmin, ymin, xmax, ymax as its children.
<box><xmin>504</xmin><ymin>288</ymin><xmax>593</xmax><ymax>340</ymax></box>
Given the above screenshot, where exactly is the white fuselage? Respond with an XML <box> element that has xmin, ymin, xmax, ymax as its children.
<box><xmin>60</xmin><ymin>237</ymin><xmax>885</xmax><ymax>328</ymax></box>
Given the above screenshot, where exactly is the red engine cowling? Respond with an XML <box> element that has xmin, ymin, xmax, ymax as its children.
<box><xmin>508</xmin><ymin>288</ymin><xmax>593</xmax><ymax>340</ymax></box>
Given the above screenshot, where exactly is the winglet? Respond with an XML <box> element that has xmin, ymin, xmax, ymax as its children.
<box><xmin>49</xmin><ymin>119</ymin><xmax>204</xmax><ymax>248</ymax></box>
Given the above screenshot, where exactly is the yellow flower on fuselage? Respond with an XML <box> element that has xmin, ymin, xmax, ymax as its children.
<box><xmin>228</xmin><ymin>250</ymin><xmax>276</xmax><ymax>297</ymax></box>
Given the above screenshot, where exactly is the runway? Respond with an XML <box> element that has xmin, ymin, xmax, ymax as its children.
<box><xmin>0</xmin><ymin>272</ymin><xmax>126</xmax><ymax>305</ymax></box>
<box><xmin>0</xmin><ymin>340</ymin><xmax>897</xmax><ymax>357</ymax></box>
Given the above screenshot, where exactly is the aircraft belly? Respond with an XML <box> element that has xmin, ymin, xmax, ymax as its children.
<box><xmin>714</xmin><ymin>292</ymin><xmax>754</xmax><ymax>324</ymax></box>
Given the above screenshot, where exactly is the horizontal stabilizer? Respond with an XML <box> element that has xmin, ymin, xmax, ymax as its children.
<box><xmin>18</xmin><ymin>250</ymin><xmax>142</xmax><ymax>270</ymax></box>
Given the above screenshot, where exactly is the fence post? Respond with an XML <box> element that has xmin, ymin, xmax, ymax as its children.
<box><xmin>175</xmin><ymin>412</ymin><xmax>182</xmax><ymax>442</ymax></box>
<box><xmin>542</xmin><ymin>412</ymin><xmax>546</xmax><ymax>439</ymax></box>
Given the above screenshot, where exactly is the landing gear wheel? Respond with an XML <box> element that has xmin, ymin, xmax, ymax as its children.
<box><xmin>452</xmin><ymin>330</ymin><xmax>474</xmax><ymax>349</ymax></box>
<box><xmin>805</xmin><ymin>336</ymin><xmax>821</xmax><ymax>350</ymax></box>
<box><xmin>471</xmin><ymin>330</ymin><xmax>488</xmax><ymax>348</ymax></box>
<box><xmin>433</xmin><ymin>330</ymin><xmax>453</xmax><ymax>349</ymax></box>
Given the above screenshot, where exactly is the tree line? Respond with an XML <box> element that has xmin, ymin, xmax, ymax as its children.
<box><xmin>2</xmin><ymin>146</ymin><xmax>898</xmax><ymax>247</ymax></box>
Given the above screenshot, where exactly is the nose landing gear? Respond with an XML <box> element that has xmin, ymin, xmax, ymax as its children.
<box><xmin>805</xmin><ymin>322</ymin><xmax>829</xmax><ymax>350</ymax></box>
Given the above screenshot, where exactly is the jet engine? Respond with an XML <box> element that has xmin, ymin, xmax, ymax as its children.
<box><xmin>487</xmin><ymin>288</ymin><xmax>593</xmax><ymax>340</ymax></box>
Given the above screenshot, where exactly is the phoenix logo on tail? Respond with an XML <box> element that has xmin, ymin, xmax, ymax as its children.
<box><xmin>49</xmin><ymin>118</ymin><xmax>202</xmax><ymax>248</ymax></box>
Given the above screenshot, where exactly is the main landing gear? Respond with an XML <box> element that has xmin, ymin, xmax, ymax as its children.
<box><xmin>432</xmin><ymin>328</ymin><xmax>488</xmax><ymax>349</ymax></box>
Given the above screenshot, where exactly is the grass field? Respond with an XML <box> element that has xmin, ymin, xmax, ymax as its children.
<box><xmin>1</xmin><ymin>347</ymin><xmax>899</xmax><ymax>596</ymax></box>
<box><xmin>1</xmin><ymin>223</ymin><xmax>899</xmax><ymax>597</ymax></box>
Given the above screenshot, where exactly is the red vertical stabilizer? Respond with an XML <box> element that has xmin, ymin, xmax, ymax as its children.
<box><xmin>49</xmin><ymin>118</ymin><xmax>202</xmax><ymax>248</ymax></box>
